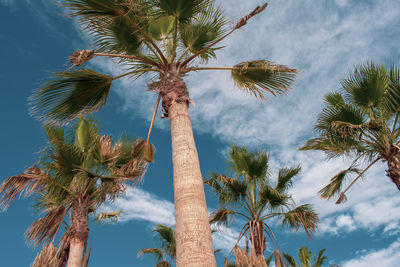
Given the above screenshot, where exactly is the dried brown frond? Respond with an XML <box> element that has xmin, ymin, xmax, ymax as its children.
<box><xmin>336</xmin><ymin>192</ymin><xmax>347</xmax><ymax>204</ymax></box>
<box><xmin>96</xmin><ymin>210</ymin><xmax>123</xmax><ymax>222</ymax></box>
<box><xmin>69</xmin><ymin>50</ymin><xmax>94</xmax><ymax>67</ymax></box>
<box><xmin>234</xmin><ymin>3</ymin><xmax>268</xmax><ymax>29</ymax></box>
<box><xmin>132</xmin><ymin>138</ymin><xmax>155</xmax><ymax>163</ymax></box>
<box><xmin>98</xmin><ymin>135</ymin><xmax>122</xmax><ymax>165</ymax></box>
<box><xmin>118</xmin><ymin>157</ymin><xmax>147</xmax><ymax>183</ymax></box>
<box><xmin>32</xmin><ymin>243</ymin><xmax>59</xmax><ymax>267</ymax></box>
<box><xmin>25</xmin><ymin>206</ymin><xmax>66</xmax><ymax>247</ymax></box>
<box><xmin>274</xmin><ymin>248</ymin><xmax>284</xmax><ymax>267</ymax></box>
<box><xmin>57</xmin><ymin>227</ymin><xmax>72</xmax><ymax>267</ymax></box>
<box><xmin>0</xmin><ymin>166</ymin><xmax>48</xmax><ymax>210</ymax></box>
<box><xmin>233</xmin><ymin>245</ymin><xmax>250</xmax><ymax>267</ymax></box>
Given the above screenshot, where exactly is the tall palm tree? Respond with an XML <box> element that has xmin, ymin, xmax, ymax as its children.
<box><xmin>30</xmin><ymin>1</ymin><xmax>298</xmax><ymax>265</ymax></box>
<box><xmin>205</xmin><ymin>144</ymin><xmax>319</xmax><ymax>261</ymax></box>
<box><xmin>282</xmin><ymin>246</ymin><xmax>327</xmax><ymax>267</ymax></box>
<box><xmin>300</xmin><ymin>62</ymin><xmax>400</xmax><ymax>203</ymax></box>
<box><xmin>0</xmin><ymin>118</ymin><xmax>145</xmax><ymax>267</ymax></box>
<box><xmin>138</xmin><ymin>224</ymin><xmax>176</xmax><ymax>267</ymax></box>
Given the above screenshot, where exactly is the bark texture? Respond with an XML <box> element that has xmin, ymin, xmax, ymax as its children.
<box><xmin>383</xmin><ymin>145</ymin><xmax>400</xmax><ymax>190</ymax></box>
<box><xmin>67</xmin><ymin>201</ymin><xmax>89</xmax><ymax>267</ymax></box>
<box><xmin>169</xmin><ymin>100</ymin><xmax>216</xmax><ymax>266</ymax></box>
<box><xmin>249</xmin><ymin>220</ymin><xmax>266</xmax><ymax>256</ymax></box>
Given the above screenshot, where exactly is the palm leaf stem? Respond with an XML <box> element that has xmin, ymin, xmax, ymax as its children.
<box><xmin>224</xmin><ymin>224</ymin><xmax>250</xmax><ymax>262</ymax></box>
<box><xmin>123</xmin><ymin>15</ymin><xmax>168</xmax><ymax>65</ymax></box>
<box><xmin>51</xmin><ymin>208</ymin><xmax>68</xmax><ymax>243</ymax></box>
<box><xmin>259</xmin><ymin>212</ymin><xmax>284</xmax><ymax>221</ymax></box>
<box><xmin>146</xmin><ymin>94</ymin><xmax>161</xmax><ymax>142</ymax></box>
<box><xmin>94</xmin><ymin>53</ymin><xmax>159</xmax><ymax>67</ymax></box>
<box><xmin>263</xmin><ymin>222</ymin><xmax>279</xmax><ymax>249</ymax></box>
<box><xmin>75</xmin><ymin>166</ymin><xmax>123</xmax><ymax>180</ymax></box>
<box><xmin>393</xmin><ymin>113</ymin><xmax>399</xmax><ymax>132</ymax></box>
<box><xmin>180</xmin><ymin>3</ymin><xmax>268</xmax><ymax>68</ymax></box>
<box><xmin>359</xmin><ymin>128</ymin><xmax>379</xmax><ymax>144</ymax></box>
<box><xmin>234</xmin><ymin>211</ymin><xmax>252</xmax><ymax>221</ymax></box>
<box><xmin>113</xmin><ymin>68</ymin><xmax>156</xmax><ymax>80</ymax></box>
<box><xmin>52</xmin><ymin>179</ymin><xmax>78</xmax><ymax>199</ymax></box>
<box><xmin>340</xmin><ymin>157</ymin><xmax>381</xmax><ymax>195</ymax></box>
<box><xmin>241</xmin><ymin>201</ymin><xmax>254</xmax><ymax>217</ymax></box>
<box><xmin>171</xmin><ymin>17</ymin><xmax>179</xmax><ymax>62</ymax></box>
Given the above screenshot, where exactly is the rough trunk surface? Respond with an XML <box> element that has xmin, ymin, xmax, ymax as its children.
<box><xmin>167</xmin><ymin>72</ymin><xmax>215</xmax><ymax>266</ymax></box>
<box><xmin>383</xmin><ymin>145</ymin><xmax>400</xmax><ymax>190</ymax></box>
<box><xmin>249</xmin><ymin>220</ymin><xmax>266</xmax><ymax>256</ymax></box>
<box><xmin>67</xmin><ymin>200</ymin><xmax>89</xmax><ymax>267</ymax></box>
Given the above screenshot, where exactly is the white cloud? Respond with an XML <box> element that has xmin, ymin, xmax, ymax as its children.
<box><xmin>212</xmin><ymin>225</ymin><xmax>245</xmax><ymax>255</ymax></box>
<box><xmin>99</xmin><ymin>187</ymin><xmax>175</xmax><ymax>226</ymax></box>
<box><xmin>342</xmin><ymin>239</ymin><xmax>400</xmax><ymax>267</ymax></box>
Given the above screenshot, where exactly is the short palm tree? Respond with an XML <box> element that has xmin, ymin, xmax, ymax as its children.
<box><xmin>300</xmin><ymin>62</ymin><xmax>400</xmax><ymax>203</ymax></box>
<box><xmin>283</xmin><ymin>246</ymin><xmax>327</xmax><ymax>267</ymax></box>
<box><xmin>0</xmin><ymin>118</ymin><xmax>145</xmax><ymax>267</ymax></box>
<box><xmin>30</xmin><ymin>1</ymin><xmax>298</xmax><ymax>265</ymax></box>
<box><xmin>205</xmin><ymin>144</ymin><xmax>319</xmax><ymax>261</ymax></box>
<box><xmin>138</xmin><ymin>224</ymin><xmax>176</xmax><ymax>267</ymax></box>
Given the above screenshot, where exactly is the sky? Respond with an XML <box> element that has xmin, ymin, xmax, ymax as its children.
<box><xmin>1</xmin><ymin>0</ymin><xmax>400</xmax><ymax>266</ymax></box>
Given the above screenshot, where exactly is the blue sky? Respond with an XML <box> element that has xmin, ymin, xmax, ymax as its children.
<box><xmin>1</xmin><ymin>0</ymin><xmax>400</xmax><ymax>266</ymax></box>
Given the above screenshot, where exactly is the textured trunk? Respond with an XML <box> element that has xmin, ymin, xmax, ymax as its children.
<box><xmin>384</xmin><ymin>145</ymin><xmax>400</xmax><ymax>190</ymax></box>
<box><xmin>249</xmin><ymin>221</ymin><xmax>265</xmax><ymax>256</ymax></box>
<box><xmin>169</xmin><ymin>102</ymin><xmax>216</xmax><ymax>266</ymax></box>
<box><xmin>67</xmin><ymin>202</ymin><xmax>89</xmax><ymax>267</ymax></box>
<box><xmin>161</xmin><ymin>70</ymin><xmax>215</xmax><ymax>266</ymax></box>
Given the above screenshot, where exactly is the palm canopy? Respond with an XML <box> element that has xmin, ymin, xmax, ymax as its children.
<box><xmin>138</xmin><ymin>224</ymin><xmax>176</xmax><ymax>266</ymax></box>
<box><xmin>205</xmin><ymin>144</ymin><xmax>319</xmax><ymax>257</ymax></box>
<box><xmin>0</xmin><ymin>117</ymin><xmax>145</xmax><ymax>265</ymax></box>
<box><xmin>30</xmin><ymin>0</ymin><xmax>297</xmax><ymax>124</ymax></box>
<box><xmin>282</xmin><ymin>246</ymin><xmax>327</xmax><ymax>267</ymax></box>
<box><xmin>300</xmin><ymin>62</ymin><xmax>400</xmax><ymax>203</ymax></box>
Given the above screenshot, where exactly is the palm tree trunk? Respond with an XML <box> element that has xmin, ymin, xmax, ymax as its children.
<box><xmin>249</xmin><ymin>221</ymin><xmax>265</xmax><ymax>256</ymax></box>
<box><xmin>384</xmin><ymin>145</ymin><xmax>400</xmax><ymax>190</ymax></box>
<box><xmin>169</xmin><ymin>101</ymin><xmax>216</xmax><ymax>266</ymax></box>
<box><xmin>67</xmin><ymin>202</ymin><xmax>89</xmax><ymax>267</ymax></box>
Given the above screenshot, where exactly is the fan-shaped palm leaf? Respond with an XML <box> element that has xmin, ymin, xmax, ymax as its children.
<box><xmin>281</xmin><ymin>204</ymin><xmax>318</xmax><ymax>238</ymax></box>
<box><xmin>318</xmin><ymin>167</ymin><xmax>361</xmax><ymax>200</ymax></box>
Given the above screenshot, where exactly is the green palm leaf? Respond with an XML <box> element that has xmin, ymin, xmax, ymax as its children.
<box><xmin>318</xmin><ymin>167</ymin><xmax>361</xmax><ymax>200</ymax></box>
<box><xmin>312</xmin><ymin>249</ymin><xmax>327</xmax><ymax>267</ymax></box>
<box><xmin>31</xmin><ymin>69</ymin><xmax>113</xmax><ymax>124</ymax></box>
<box><xmin>231</xmin><ymin>60</ymin><xmax>297</xmax><ymax>100</ymax></box>
<box><xmin>281</xmin><ymin>204</ymin><xmax>319</xmax><ymax>238</ymax></box>
<box><xmin>276</xmin><ymin>166</ymin><xmax>301</xmax><ymax>193</ymax></box>
<box><xmin>209</xmin><ymin>207</ymin><xmax>236</xmax><ymax>226</ymax></box>
<box><xmin>137</xmin><ymin>248</ymin><xmax>164</xmax><ymax>262</ymax></box>
<box><xmin>155</xmin><ymin>0</ymin><xmax>213</xmax><ymax>21</ymax></box>
<box><xmin>283</xmin><ymin>253</ymin><xmax>298</xmax><ymax>267</ymax></box>
<box><xmin>298</xmin><ymin>246</ymin><xmax>311</xmax><ymax>267</ymax></box>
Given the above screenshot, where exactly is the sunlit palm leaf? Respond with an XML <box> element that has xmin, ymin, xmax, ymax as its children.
<box><xmin>313</xmin><ymin>249</ymin><xmax>327</xmax><ymax>267</ymax></box>
<box><xmin>259</xmin><ymin>184</ymin><xmax>290</xmax><ymax>209</ymax></box>
<box><xmin>31</xmin><ymin>243</ymin><xmax>60</xmax><ymax>267</ymax></box>
<box><xmin>276</xmin><ymin>166</ymin><xmax>301</xmax><ymax>193</ymax></box>
<box><xmin>281</xmin><ymin>204</ymin><xmax>319</xmax><ymax>238</ymax></box>
<box><xmin>298</xmin><ymin>246</ymin><xmax>311</xmax><ymax>267</ymax></box>
<box><xmin>138</xmin><ymin>248</ymin><xmax>163</xmax><ymax>261</ymax></box>
<box><xmin>319</xmin><ymin>167</ymin><xmax>361</xmax><ymax>200</ymax></box>
<box><xmin>31</xmin><ymin>69</ymin><xmax>113</xmax><ymax>124</ymax></box>
<box><xmin>153</xmin><ymin>224</ymin><xmax>176</xmax><ymax>257</ymax></box>
<box><xmin>232</xmin><ymin>60</ymin><xmax>297</xmax><ymax>100</ymax></box>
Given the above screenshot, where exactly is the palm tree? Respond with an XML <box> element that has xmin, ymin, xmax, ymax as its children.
<box><xmin>29</xmin><ymin>1</ymin><xmax>298</xmax><ymax>265</ymax></box>
<box><xmin>282</xmin><ymin>246</ymin><xmax>327</xmax><ymax>267</ymax></box>
<box><xmin>300</xmin><ymin>62</ymin><xmax>400</xmax><ymax>203</ymax></box>
<box><xmin>0</xmin><ymin>118</ymin><xmax>145</xmax><ymax>267</ymax></box>
<box><xmin>205</xmin><ymin>144</ymin><xmax>319</xmax><ymax>262</ymax></box>
<box><xmin>138</xmin><ymin>224</ymin><xmax>176</xmax><ymax>267</ymax></box>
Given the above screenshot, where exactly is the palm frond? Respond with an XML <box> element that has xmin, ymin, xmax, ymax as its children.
<box><xmin>31</xmin><ymin>243</ymin><xmax>60</xmax><ymax>267</ymax></box>
<box><xmin>153</xmin><ymin>224</ymin><xmax>176</xmax><ymax>257</ymax></box>
<box><xmin>313</xmin><ymin>249</ymin><xmax>327</xmax><ymax>267</ymax></box>
<box><xmin>325</xmin><ymin>92</ymin><xmax>345</xmax><ymax>107</ymax></box>
<box><xmin>31</xmin><ymin>69</ymin><xmax>113</xmax><ymax>124</ymax></box>
<box><xmin>154</xmin><ymin>0</ymin><xmax>213</xmax><ymax>21</ymax></box>
<box><xmin>341</xmin><ymin>62</ymin><xmax>388</xmax><ymax>110</ymax></box>
<box><xmin>383</xmin><ymin>65</ymin><xmax>400</xmax><ymax>114</ymax></box>
<box><xmin>318</xmin><ymin>167</ymin><xmax>361</xmax><ymax>200</ymax></box>
<box><xmin>96</xmin><ymin>210</ymin><xmax>123</xmax><ymax>222</ymax></box>
<box><xmin>0</xmin><ymin>166</ymin><xmax>49</xmax><ymax>210</ymax></box>
<box><xmin>25</xmin><ymin>206</ymin><xmax>66</xmax><ymax>247</ymax></box>
<box><xmin>281</xmin><ymin>204</ymin><xmax>319</xmax><ymax>239</ymax></box>
<box><xmin>298</xmin><ymin>246</ymin><xmax>311</xmax><ymax>267</ymax></box>
<box><xmin>276</xmin><ymin>166</ymin><xmax>301</xmax><ymax>193</ymax></box>
<box><xmin>283</xmin><ymin>253</ymin><xmax>298</xmax><ymax>267</ymax></box>
<box><xmin>61</xmin><ymin>0</ymin><xmax>128</xmax><ymax>18</ymax></box>
<box><xmin>231</xmin><ymin>60</ymin><xmax>297</xmax><ymax>100</ymax></box>
<box><xmin>259</xmin><ymin>184</ymin><xmax>290</xmax><ymax>210</ymax></box>
<box><xmin>137</xmin><ymin>248</ymin><xmax>164</xmax><ymax>261</ymax></box>
<box><xmin>131</xmin><ymin>138</ymin><xmax>156</xmax><ymax>163</ymax></box>
<box><xmin>209</xmin><ymin>208</ymin><xmax>236</xmax><ymax>226</ymax></box>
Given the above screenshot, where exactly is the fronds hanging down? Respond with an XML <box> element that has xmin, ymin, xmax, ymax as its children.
<box><xmin>132</xmin><ymin>138</ymin><xmax>155</xmax><ymax>163</ymax></box>
<box><xmin>31</xmin><ymin>69</ymin><xmax>113</xmax><ymax>124</ymax></box>
<box><xmin>276</xmin><ymin>166</ymin><xmax>301</xmax><ymax>193</ymax></box>
<box><xmin>318</xmin><ymin>167</ymin><xmax>361</xmax><ymax>200</ymax></box>
<box><xmin>281</xmin><ymin>204</ymin><xmax>319</xmax><ymax>238</ymax></box>
<box><xmin>234</xmin><ymin>3</ymin><xmax>268</xmax><ymax>29</ymax></box>
<box><xmin>137</xmin><ymin>248</ymin><xmax>163</xmax><ymax>261</ymax></box>
<box><xmin>232</xmin><ymin>60</ymin><xmax>297</xmax><ymax>100</ymax></box>
<box><xmin>25</xmin><ymin>206</ymin><xmax>66</xmax><ymax>247</ymax></box>
<box><xmin>0</xmin><ymin>166</ymin><xmax>48</xmax><ymax>210</ymax></box>
<box><xmin>31</xmin><ymin>243</ymin><xmax>59</xmax><ymax>267</ymax></box>
<box><xmin>70</xmin><ymin>49</ymin><xmax>95</xmax><ymax>67</ymax></box>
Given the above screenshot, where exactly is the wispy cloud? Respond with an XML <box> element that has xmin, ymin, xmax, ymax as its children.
<box><xmin>100</xmin><ymin>187</ymin><xmax>175</xmax><ymax>226</ymax></box>
<box><xmin>341</xmin><ymin>239</ymin><xmax>400</xmax><ymax>267</ymax></box>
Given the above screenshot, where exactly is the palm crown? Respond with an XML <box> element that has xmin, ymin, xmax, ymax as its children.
<box><xmin>301</xmin><ymin>62</ymin><xmax>400</xmax><ymax>203</ymax></box>
<box><xmin>0</xmin><ymin>117</ymin><xmax>145</xmax><ymax>266</ymax></box>
<box><xmin>282</xmin><ymin>246</ymin><xmax>327</xmax><ymax>267</ymax></box>
<box><xmin>205</xmin><ymin>144</ymin><xmax>319</xmax><ymax>259</ymax></box>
